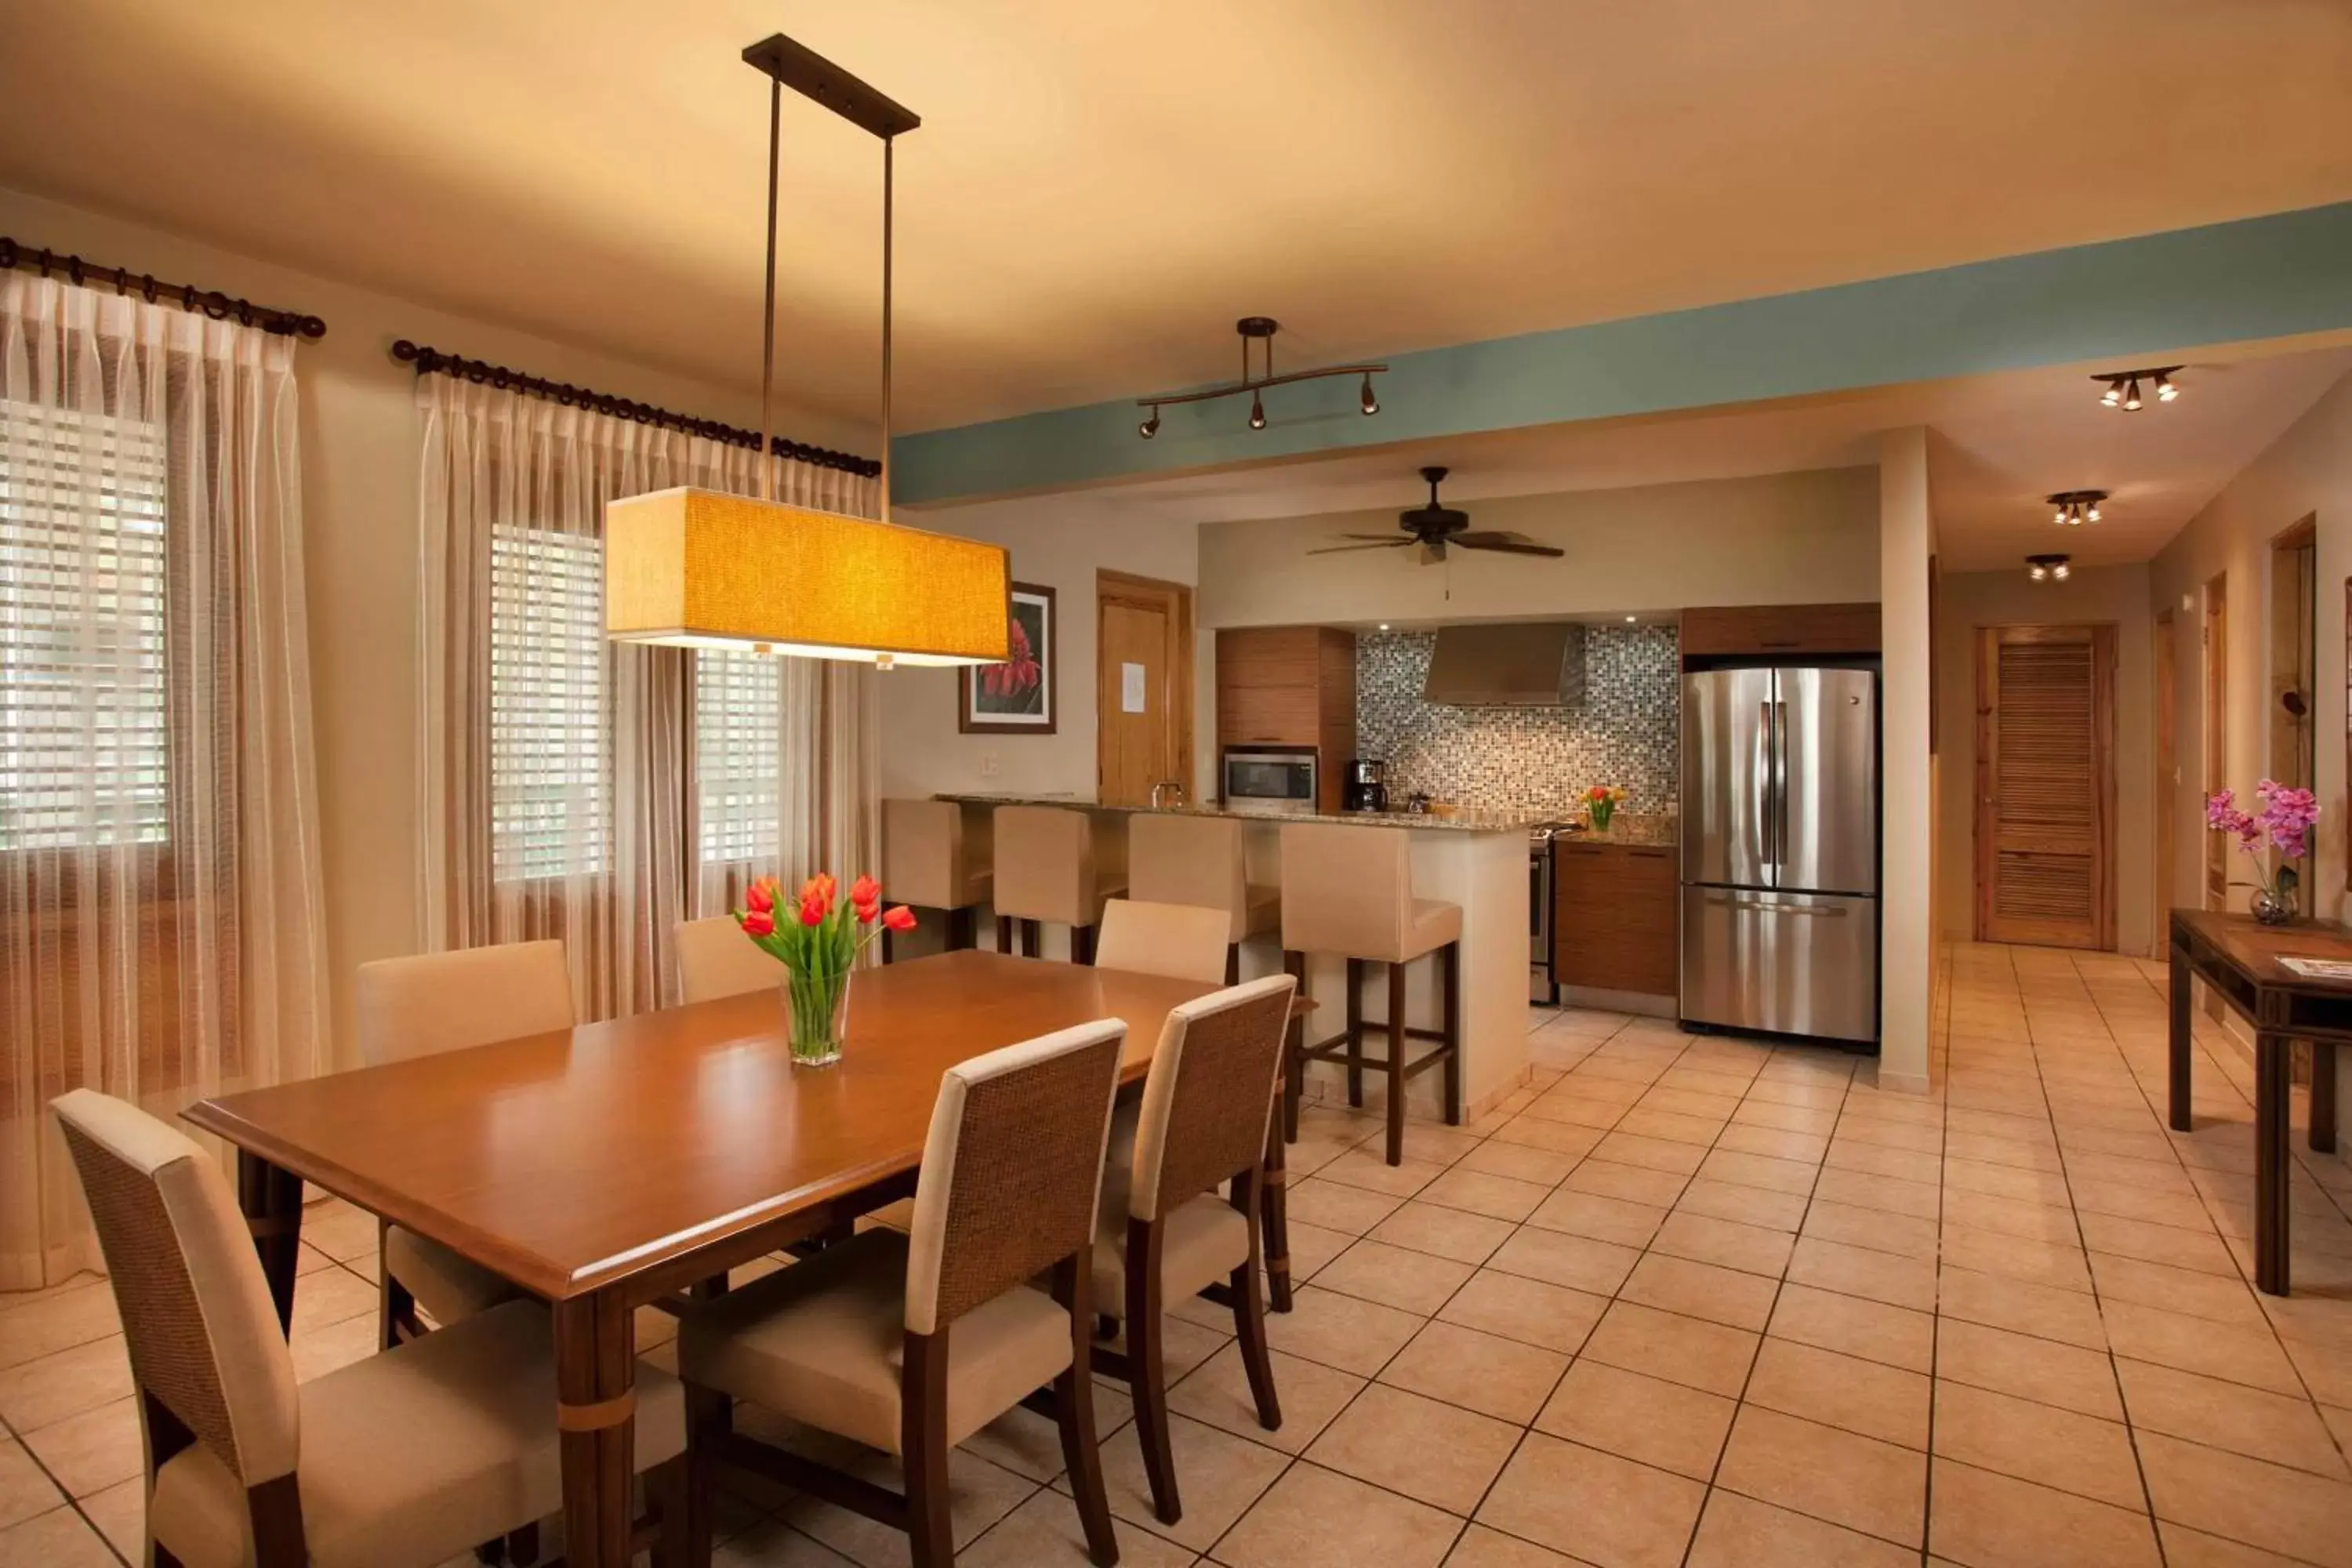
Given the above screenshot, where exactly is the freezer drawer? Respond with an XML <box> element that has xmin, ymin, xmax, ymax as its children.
<box><xmin>1679</xmin><ymin>887</ymin><xmax>1878</xmax><ymax>1044</ymax></box>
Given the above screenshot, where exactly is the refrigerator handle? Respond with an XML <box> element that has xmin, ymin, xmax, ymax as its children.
<box><xmin>1755</xmin><ymin>699</ymin><xmax>1776</xmax><ymax>873</ymax></box>
<box><xmin>1772</xmin><ymin>697</ymin><xmax>1788</xmax><ymax>880</ymax></box>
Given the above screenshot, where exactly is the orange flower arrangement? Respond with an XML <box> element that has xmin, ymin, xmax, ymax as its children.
<box><xmin>736</xmin><ymin>873</ymin><xmax>913</xmax><ymax>1063</ymax></box>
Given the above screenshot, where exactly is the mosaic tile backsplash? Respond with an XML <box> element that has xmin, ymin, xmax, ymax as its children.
<box><xmin>1355</xmin><ymin>627</ymin><xmax>1681</xmax><ymax>816</ymax></box>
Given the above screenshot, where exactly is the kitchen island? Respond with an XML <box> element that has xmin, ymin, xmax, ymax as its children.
<box><xmin>931</xmin><ymin>793</ymin><xmax>1535</xmax><ymax>1121</ymax></box>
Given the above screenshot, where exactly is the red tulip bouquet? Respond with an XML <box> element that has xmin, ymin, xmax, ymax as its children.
<box><xmin>737</xmin><ymin>873</ymin><xmax>915</xmax><ymax>1065</ymax></box>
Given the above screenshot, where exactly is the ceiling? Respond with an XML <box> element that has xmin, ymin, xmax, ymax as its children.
<box><xmin>4</xmin><ymin>1</ymin><xmax>2347</xmax><ymax>437</ymax></box>
<box><xmin>920</xmin><ymin>337</ymin><xmax>2352</xmax><ymax>572</ymax></box>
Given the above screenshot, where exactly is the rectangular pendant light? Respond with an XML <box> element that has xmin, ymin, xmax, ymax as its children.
<box><xmin>605</xmin><ymin>486</ymin><xmax>1010</xmax><ymax>664</ymax></box>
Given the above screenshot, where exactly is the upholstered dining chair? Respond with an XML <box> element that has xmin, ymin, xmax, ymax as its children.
<box><xmin>354</xmin><ymin>939</ymin><xmax>573</xmax><ymax>1347</ymax></box>
<box><xmin>674</xmin><ymin>913</ymin><xmax>781</xmax><ymax>1004</ymax></box>
<box><xmin>49</xmin><ymin>1089</ymin><xmax>697</xmax><ymax>1568</ymax></box>
<box><xmin>1092</xmin><ymin>898</ymin><xmax>1233</xmax><ymax>985</ymax></box>
<box><xmin>677</xmin><ymin>1021</ymin><xmax>1129</xmax><ymax>1568</ymax></box>
<box><xmin>1090</xmin><ymin>975</ymin><xmax>1295</xmax><ymax>1525</ymax></box>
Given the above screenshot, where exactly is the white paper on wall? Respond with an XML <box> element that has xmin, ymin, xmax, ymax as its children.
<box><xmin>1120</xmin><ymin>662</ymin><xmax>1147</xmax><ymax>713</ymax></box>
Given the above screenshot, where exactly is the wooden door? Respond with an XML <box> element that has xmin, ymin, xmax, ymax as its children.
<box><xmin>1096</xmin><ymin>572</ymin><xmax>1193</xmax><ymax>808</ymax></box>
<box><xmin>2154</xmin><ymin>609</ymin><xmax>2177</xmax><ymax>929</ymax></box>
<box><xmin>2205</xmin><ymin>573</ymin><xmax>2229</xmax><ymax>914</ymax></box>
<box><xmin>1975</xmin><ymin>624</ymin><xmax>2116</xmax><ymax>949</ymax></box>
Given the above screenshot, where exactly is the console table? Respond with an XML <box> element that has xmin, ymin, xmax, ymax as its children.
<box><xmin>2168</xmin><ymin>908</ymin><xmax>2352</xmax><ymax>1294</ymax></box>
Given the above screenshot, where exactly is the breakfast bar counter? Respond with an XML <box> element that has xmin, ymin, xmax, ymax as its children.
<box><xmin>933</xmin><ymin>793</ymin><xmax>1534</xmax><ymax>1119</ymax></box>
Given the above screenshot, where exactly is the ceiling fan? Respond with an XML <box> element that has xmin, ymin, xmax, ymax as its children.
<box><xmin>1309</xmin><ymin>467</ymin><xmax>1566</xmax><ymax>564</ymax></box>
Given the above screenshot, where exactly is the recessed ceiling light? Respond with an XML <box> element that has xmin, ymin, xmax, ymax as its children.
<box><xmin>1377</xmin><ymin>622</ymin><xmax>1390</xmax><ymax>631</ymax></box>
<box><xmin>1624</xmin><ymin>615</ymin><xmax>1637</xmax><ymax>623</ymax></box>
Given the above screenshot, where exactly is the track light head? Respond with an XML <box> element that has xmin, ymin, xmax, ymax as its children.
<box><xmin>2156</xmin><ymin>372</ymin><xmax>2178</xmax><ymax>402</ymax></box>
<box><xmin>2027</xmin><ymin>552</ymin><xmax>2070</xmax><ymax>583</ymax></box>
<box><xmin>2123</xmin><ymin>376</ymin><xmax>2143</xmax><ymax>411</ymax></box>
<box><xmin>1138</xmin><ymin>406</ymin><xmax>1160</xmax><ymax>439</ymax></box>
<box><xmin>2101</xmin><ymin>381</ymin><xmax>2123</xmax><ymax>407</ymax></box>
<box><xmin>1360</xmin><ymin>373</ymin><xmax>1378</xmax><ymax>416</ymax></box>
<box><xmin>1248</xmin><ymin>391</ymin><xmax>1266</xmax><ymax>430</ymax></box>
<box><xmin>2054</xmin><ymin>561</ymin><xmax>2071</xmax><ymax>581</ymax></box>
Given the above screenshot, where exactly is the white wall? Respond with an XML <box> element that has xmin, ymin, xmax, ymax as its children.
<box><xmin>0</xmin><ymin>185</ymin><xmax>864</xmax><ymax>1064</ymax></box>
<box><xmin>1196</xmin><ymin>467</ymin><xmax>1882</xmax><ymax>629</ymax></box>
<box><xmin>877</xmin><ymin>501</ymin><xmax>1210</xmax><ymax>802</ymax></box>
<box><xmin>1936</xmin><ymin>564</ymin><xmax>2156</xmax><ymax>955</ymax></box>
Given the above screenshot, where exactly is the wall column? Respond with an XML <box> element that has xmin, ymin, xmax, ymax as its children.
<box><xmin>1878</xmin><ymin>429</ymin><xmax>1936</xmax><ymax>1093</ymax></box>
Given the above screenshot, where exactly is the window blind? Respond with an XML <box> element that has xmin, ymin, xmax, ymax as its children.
<box><xmin>489</xmin><ymin>525</ymin><xmax>610</xmax><ymax>880</ymax></box>
<box><xmin>0</xmin><ymin>401</ymin><xmax>169</xmax><ymax>851</ymax></box>
<box><xmin>695</xmin><ymin>649</ymin><xmax>780</xmax><ymax>866</ymax></box>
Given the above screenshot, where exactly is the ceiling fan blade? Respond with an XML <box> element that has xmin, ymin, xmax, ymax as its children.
<box><xmin>1453</xmin><ymin>532</ymin><xmax>1566</xmax><ymax>557</ymax></box>
<box><xmin>1307</xmin><ymin>540</ymin><xmax>1416</xmax><ymax>555</ymax></box>
<box><xmin>1333</xmin><ymin>532</ymin><xmax>1408</xmax><ymax>541</ymax></box>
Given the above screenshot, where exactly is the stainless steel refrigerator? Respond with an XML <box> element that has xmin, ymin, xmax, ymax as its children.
<box><xmin>1680</xmin><ymin>666</ymin><xmax>1879</xmax><ymax>1044</ymax></box>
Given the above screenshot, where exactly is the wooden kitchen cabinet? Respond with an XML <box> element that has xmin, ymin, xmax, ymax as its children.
<box><xmin>1215</xmin><ymin>625</ymin><xmax>1356</xmax><ymax>812</ymax></box>
<box><xmin>1680</xmin><ymin>602</ymin><xmax>1881</xmax><ymax>659</ymax></box>
<box><xmin>1553</xmin><ymin>840</ymin><xmax>1679</xmax><ymax>996</ymax></box>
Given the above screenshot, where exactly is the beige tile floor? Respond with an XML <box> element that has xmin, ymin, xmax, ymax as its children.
<box><xmin>13</xmin><ymin>941</ymin><xmax>2352</xmax><ymax>1566</ymax></box>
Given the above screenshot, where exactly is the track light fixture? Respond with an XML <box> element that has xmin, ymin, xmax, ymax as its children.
<box><xmin>2027</xmin><ymin>553</ymin><xmax>2072</xmax><ymax>583</ymax></box>
<box><xmin>1134</xmin><ymin>317</ymin><xmax>1389</xmax><ymax>437</ymax></box>
<box><xmin>2049</xmin><ymin>490</ymin><xmax>2107</xmax><ymax>527</ymax></box>
<box><xmin>2094</xmin><ymin>366</ymin><xmax>2182</xmax><ymax>410</ymax></box>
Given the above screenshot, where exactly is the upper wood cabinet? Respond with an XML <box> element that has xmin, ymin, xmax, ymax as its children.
<box><xmin>1680</xmin><ymin>603</ymin><xmax>1882</xmax><ymax>659</ymax></box>
<box><xmin>1216</xmin><ymin>626</ymin><xmax>1356</xmax><ymax>811</ymax></box>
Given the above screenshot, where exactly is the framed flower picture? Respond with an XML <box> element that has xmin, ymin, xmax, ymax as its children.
<box><xmin>960</xmin><ymin>582</ymin><xmax>1057</xmax><ymax>734</ymax></box>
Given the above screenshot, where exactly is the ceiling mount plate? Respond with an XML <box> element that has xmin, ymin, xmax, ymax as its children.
<box><xmin>742</xmin><ymin>34</ymin><xmax>921</xmax><ymax>139</ymax></box>
<box><xmin>1236</xmin><ymin>316</ymin><xmax>1280</xmax><ymax>339</ymax></box>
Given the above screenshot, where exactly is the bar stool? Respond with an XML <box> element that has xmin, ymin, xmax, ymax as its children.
<box><xmin>880</xmin><ymin>798</ymin><xmax>993</xmax><ymax>958</ymax></box>
<box><xmin>1128</xmin><ymin>814</ymin><xmax>1279</xmax><ymax>984</ymax></box>
<box><xmin>1279</xmin><ymin>822</ymin><xmax>1463</xmax><ymax>1166</ymax></box>
<box><xmin>993</xmin><ymin>805</ymin><xmax>1127</xmax><ymax>964</ymax></box>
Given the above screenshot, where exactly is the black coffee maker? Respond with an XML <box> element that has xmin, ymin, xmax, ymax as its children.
<box><xmin>1345</xmin><ymin>758</ymin><xmax>1388</xmax><ymax>813</ymax></box>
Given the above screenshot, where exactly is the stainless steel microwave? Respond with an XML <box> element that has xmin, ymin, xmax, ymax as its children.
<box><xmin>1221</xmin><ymin>747</ymin><xmax>1318</xmax><ymax>814</ymax></box>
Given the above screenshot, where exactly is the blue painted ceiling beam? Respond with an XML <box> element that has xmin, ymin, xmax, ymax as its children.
<box><xmin>891</xmin><ymin>200</ymin><xmax>2352</xmax><ymax>506</ymax></box>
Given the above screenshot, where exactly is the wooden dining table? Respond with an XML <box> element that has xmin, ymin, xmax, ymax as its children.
<box><xmin>183</xmin><ymin>949</ymin><xmax>1260</xmax><ymax>1568</ymax></box>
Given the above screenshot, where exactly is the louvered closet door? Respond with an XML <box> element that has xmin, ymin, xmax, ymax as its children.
<box><xmin>1975</xmin><ymin>625</ymin><xmax>2116</xmax><ymax>949</ymax></box>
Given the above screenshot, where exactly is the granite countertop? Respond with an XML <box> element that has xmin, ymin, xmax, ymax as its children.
<box><xmin>931</xmin><ymin>793</ymin><xmax>1544</xmax><ymax>834</ymax></box>
<box><xmin>1555</xmin><ymin>815</ymin><xmax>1680</xmax><ymax>848</ymax></box>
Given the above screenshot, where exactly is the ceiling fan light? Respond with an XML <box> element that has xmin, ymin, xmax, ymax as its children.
<box><xmin>1359</xmin><ymin>374</ymin><xmax>1378</xmax><ymax>416</ymax></box>
<box><xmin>1248</xmin><ymin>391</ymin><xmax>1266</xmax><ymax>430</ymax></box>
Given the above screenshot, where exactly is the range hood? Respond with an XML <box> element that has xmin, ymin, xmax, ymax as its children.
<box><xmin>1422</xmin><ymin>622</ymin><xmax>1588</xmax><ymax>707</ymax></box>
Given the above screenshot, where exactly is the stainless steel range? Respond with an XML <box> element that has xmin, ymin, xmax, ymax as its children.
<box><xmin>1527</xmin><ymin>819</ymin><xmax>1583</xmax><ymax>1004</ymax></box>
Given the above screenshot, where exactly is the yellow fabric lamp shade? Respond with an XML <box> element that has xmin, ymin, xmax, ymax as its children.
<box><xmin>604</xmin><ymin>487</ymin><xmax>1011</xmax><ymax>665</ymax></box>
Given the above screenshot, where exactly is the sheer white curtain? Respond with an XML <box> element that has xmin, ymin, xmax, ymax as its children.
<box><xmin>0</xmin><ymin>274</ymin><xmax>328</xmax><ymax>1288</ymax></box>
<box><xmin>415</xmin><ymin>375</ymin><xmax>880</xmax><ymax>1017</ymax></box>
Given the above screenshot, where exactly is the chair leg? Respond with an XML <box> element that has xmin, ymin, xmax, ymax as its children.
<box><xmin>684</xmin><ymin>1386</ymin><xmax>728</xmax><ymax>1564</ymax></box>
<box><xmin>996</xmin><ymin>914</ymin><xmax>1014</xmax><ymax>953</ymax></box>
<box><xmin>1386</xmin><ymin>961</ymin><xmax>1407</xmax><ymax>1165</ymax></box>
<box><xmin>1073</xmin><ymin>923</ymin><xmax>1097</xmax><ymax>966</ymax></box>
<box><xmin>1229</xmin><ymin>1168</ymin><xmax>1283</xmax><ymax>1431</ymax></box>
<box><xmin>1225</xmin><ymin>943</ymin><xmax>1241</xmax><ymax>985</ymax></box>
<box><xmin>880</xmin><ymin>927</ymin><xmax>895</xmax><ymax>965</ymax></box>
<box><xmin>1281</xmin><ymin>951</ymin><xmax>1305</xmax><ymax>1144</ymax></box>
<box><xmin>1053</xmin><ymin>1256</ymin><xmax>1120</xmax><ymax>1567</ymax></box>
<box><xmin>1441</xmin><ymin>940</ymin><xmax>1462</xmax><ymax>1126</ymax></box>
<box><xmin>506</xmin><ymin>1523</ymin><xmax>541</xmax><ymax>1566</ymax></box>
<box><xmin>901</xmin><ymin>1330</ymin><xmax>955</xmax><ymax>1568</ymax></box>
<box><xmin>1022</xmin><ymin>919</ymin><xmax>1043</xmax><ymax>958</ymax></box>
<box><xmin>645</xmin><ymin>1454</ymin><xmax>695</xmax><ymax>1568</ymax></box>
<box><xmin>949</xmin><ymin>906</ymin><xmax>976</xmax><ymax>952</ymax></box>
<box><xmin>1261</xmin><ymin>1105</ymin><xmax>1294</xmax><ymax>1313</ymax></box>
<box><xmin>1345</xmin><ymin>958</ymin><xmax>1365</xmax><ymax>1109</ymax></box>
<box><xmin>1125</xmin><ymin>1218</ymin><xmax>1181</xmax><ymax>1525</ymax></box>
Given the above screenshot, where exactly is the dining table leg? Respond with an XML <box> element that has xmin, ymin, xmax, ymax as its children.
<box><xmin>555</xmin><ymin>1292</ymin><xmax>638</xmax><ymax>1568</ymax></box>
<box><xmin>2168</xmin><ymin>939</ymin><xmax>2194</xmax><ymax>1133</ymax></box>
<box><xmin>2256</xmin><ymin>1031</ymin><xmax>2294</xmax><ymax>1296</ymax></box>
<box><xmin>234</xmin><ymin>1151</ymin><xmax>305</xmax><ymax>1336</ymax></box>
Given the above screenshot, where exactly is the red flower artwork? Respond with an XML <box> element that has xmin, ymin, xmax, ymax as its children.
<box><xmin>979</xmin><ymin>617</ymin><xmax>1040</xmax><ymax>700</ymax></box>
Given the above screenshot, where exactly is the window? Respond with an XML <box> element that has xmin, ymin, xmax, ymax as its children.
<box><xmin>490</xmin><ymin>526</ymin><xmax>609</xmax><ymax>880</ymax></box>
<box><xmin>0</xmin><ymin>402</ymin><xmax>169</xmax><ymax>851</ymax></box>
<box><xmin>696</xmin><ymin>649</ymin><xmax>779</xmax><ymax>866</ymax></box>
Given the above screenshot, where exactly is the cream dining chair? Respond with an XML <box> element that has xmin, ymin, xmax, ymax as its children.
<box><xmin>674</xmin><ymin>913</ymin><xmax>781</xmax><ymax>1004</ymax></box>
<box><xmin>1092</xmin><ymin>898</ymin><xmax>1233</xmax><ymax>985</ymax></box>
<box><xmin>49</xmin><ymin>1089</ymin><xmax>695</xmax><ymax>1568</ymax></box>
<box><xmin>1090</xmin><ymin>975</ymin><xmax>1295</xmax><ymax>1525</ymax></box>
<box><xmin>678</xmin><ymin>1021</ymin><xmax>1128</xmax><ymax>1568</ymax></box>
<box><xmin>353</xmin><ymin>939</ymin><xmax>573</xmax><ymax>1345</ymax></box>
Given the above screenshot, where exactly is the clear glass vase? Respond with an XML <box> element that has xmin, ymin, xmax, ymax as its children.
<box><xmin>782</xmin><ymin>967</ymin><xmax>850</xmax><ymax>1067</ymax></box>
<box><xmin>2249</xmin><ymin>887</ymin><xmax>2294</xmax><ymax>927</ymax></box>
<box><xmin>1588</xmin><ymin>800</ymin><xmax>1614</xmax><ymax>833</ymax></box>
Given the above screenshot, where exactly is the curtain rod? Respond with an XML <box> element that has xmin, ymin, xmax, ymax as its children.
<box><xmin>390</xmin><ymin>339</ymin><xmax>880</xmax><ymax>480</ymax></box>
<box><xmin>0</xmin><ymin>235</ymin><xmax>328</xmax><ymax>339</ymax></box>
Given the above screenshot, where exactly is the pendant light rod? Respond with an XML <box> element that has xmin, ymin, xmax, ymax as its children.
<box><xmin>759</xmin><ymin>76</ymin><xmax>781</xmax><ymax>505</ymax></box>
<box><xmin>881</xmin><ymin>133</ymin><xmax>894</xmax><ymax>524</ymax></box>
